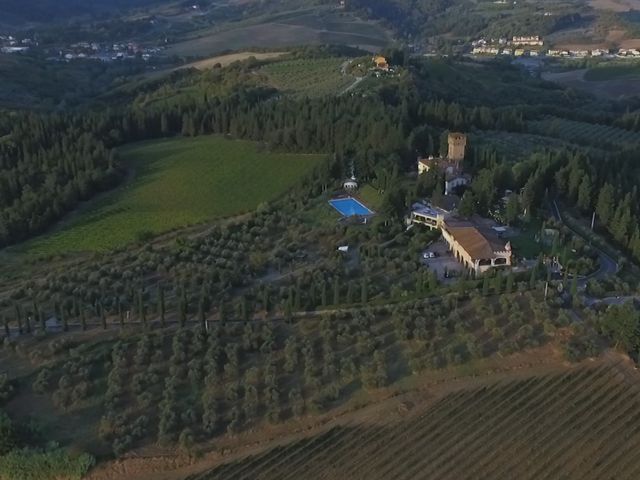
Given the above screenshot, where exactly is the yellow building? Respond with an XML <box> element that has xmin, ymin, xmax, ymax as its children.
<box><xmin>373</xmin><ymin>56</ymin><xmax>389</xmax><ymax>71</ymax></box>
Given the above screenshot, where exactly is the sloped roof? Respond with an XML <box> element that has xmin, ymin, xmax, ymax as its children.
<box><xmin>445</xmin><ymin>222</ymin><xmax>509</xmax><ymax>260</ymax></box>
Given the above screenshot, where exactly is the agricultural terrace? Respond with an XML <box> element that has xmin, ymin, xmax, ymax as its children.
<box><xmin>528</xmin><ymin>117</ymin><xmax>640</xmax><ymax>149</ymax></box>
<box><xmin>187</xmin><ymin>362</ymin><xmax>640</xmax><ymax>480</ymax></box>
<box><xmin>260</xmin><ymin>58</ymin><xmax>356</xmax><ymax>97</ymax></box>
<box><xmin>20</xmin><ymin>136</ymin><xmax>324</xmax><ymax>254</ymax></box>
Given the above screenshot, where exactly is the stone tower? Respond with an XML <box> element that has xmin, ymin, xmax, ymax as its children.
<box><xmin>447</xmin><ymin>132</ymin><xmax>467</xmax><ymax>162</ymax></box>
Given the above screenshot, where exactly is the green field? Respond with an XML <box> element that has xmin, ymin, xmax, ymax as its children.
<box><xmin>357</xmin><ymin>184</ymin><xmax>385</xmax><ymax>211</ymax></box>
<box><xmin>584</xmin><ymin>63</ymin><xmax>640</xmax><ymax>81</ymax></box>
<box><xmin>261</xmin><ymin>57</ymin><xmax>355</xmax><ymax>97</ymax></box>
<box><xmin>21</xmin><ymin>136</ymin><xmax>324</xmax><ymax>254</ymax></box>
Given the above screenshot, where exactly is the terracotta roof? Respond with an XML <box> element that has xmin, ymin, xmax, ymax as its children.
<box><xmin>445</xmin><ymin>224</ymin><xmax>509</xmax><ymax>260</ymax></box>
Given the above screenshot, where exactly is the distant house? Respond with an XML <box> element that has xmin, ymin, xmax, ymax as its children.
<box><xmin>512</xmin><ymin>36</ymin><xmax>543</xmax><ymax>46</ymax></box>
<box><xmin>418</xmin><ymin>157</ymin><xmax>432</xmax><ymax>175</ymax></box>
<box><xmin>472</xmin><ymin>46</ymin><xmax>500</xmax><ymax>56</ymax></box>
<box><xmin>570</xmin><ymin>50</ymin><xmax>589</xmax><ymax>58</ymax></box>
<box><xmin>373</xmin><ymin>56</ymin><xmax>390</xmax><ymax>71</ymax></box>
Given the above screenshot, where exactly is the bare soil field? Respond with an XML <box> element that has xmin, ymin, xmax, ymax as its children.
<box><xmin>179</xmin><ymin>52</ymin><xmax>287</xmax><ymax>71</ymax></box>
<box><xmin>165</xmin><ymin>12</ymin><xmax>390</xmax><ymax>58</ymax></box>
<box><xmin>590</xmin><ymin>0</ymin><xmax>640</xmax><ymax>11</ymax></box>
<box><xmin>620</xmin><ymin>38</ymin><xmax>640</xmax><ymax>48</ymax></box>
<box><xmin>85</xmin><ymin>344</ymin><xmax>599</xmax><ymax>480</ymax></box>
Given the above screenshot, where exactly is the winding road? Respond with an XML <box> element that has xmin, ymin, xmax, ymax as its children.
<box><xmin>551</xmin><ymin>200</ymin><xmax>619</xmax><ymax>286</ymax></box>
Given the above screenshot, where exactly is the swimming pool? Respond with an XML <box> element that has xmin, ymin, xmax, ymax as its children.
<box><xmin>329</xmin><ymin>197</ymin><xmax>374</xmax><ymax>217</ymax></box>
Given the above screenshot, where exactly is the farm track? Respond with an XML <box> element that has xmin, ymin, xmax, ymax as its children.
<box><xmin>187</xmin><ymin>362</ymin><xmax>640</xmax><ymax>480</ymax></box>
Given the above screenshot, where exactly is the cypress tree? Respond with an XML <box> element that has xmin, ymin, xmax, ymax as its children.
<box><xmin>180</xmin><ymin>295</ymin><xmax>187</xmax><ymax>328</ymax></box>
<box><xmin>138</xmin><ymin>290</ymin><xmax>146</xmax><ymax>328</ymax></box>
<box><xmin>81</xmin><ymin>306</ymin><xmax>87</xmax><ymax>331</ymax></box>
<box><xmin>199</xmin><ymin>296</ymin><xmax>206</xmax><ymax>329</ymax></box>
<box><xmin>320</xmin><ymin>281</ymin><xmax>327</xmax><ymax>307</ymax></box>
<box><xmin>159</xmin><ymin>285</ymin><xmax>166</xmax><ymax>327</ymax></box>
<box><xmin>361</xmin><ymin>279</ymin><xmax>368</xmax><ymax>304</ymax></box>
<box><xmin>117</xmin><ymin>297</ymin><xmax>124</xmax><ymax>328</ymax></box>
<box><xmin>100</xmin><ymin>302</ymin><xmax>107</xmax><ymax>330</ymax></box>
<box><xmin>15</xmin><ymin>304</ymin><xmax>23</xmax><ymax>334</ymax></box>
<box><xmin>505</xmin><ymin>271</ymin><xmax>514</xmax><ymax>294</ymax></box>
<box><xmin>62</xmin><ymin>308</ymin><xmax>68</xmax><ymax>332</ymax></box>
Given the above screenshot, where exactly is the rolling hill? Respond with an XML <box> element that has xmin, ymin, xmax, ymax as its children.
<box><xmin>0</xmin><ymin>0</ymin><xmax>168</xmax><ymax>25</ymax></box>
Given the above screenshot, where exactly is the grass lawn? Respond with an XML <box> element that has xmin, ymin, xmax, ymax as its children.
<box><xmin>20</xmin><ymin>136</ymin><xmax>324</xmax><ymax>254</ymax></box>
<box><xmin>509</xmin><ymin>222</ymin><xmax>545</xmax><ymax>259</ymax></box>
<box><xmin>357</xmin><ymin>184</ymin><xmax>384</xmax><ymax>211</ymax></box>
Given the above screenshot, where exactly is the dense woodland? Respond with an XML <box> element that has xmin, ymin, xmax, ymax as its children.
<box><xmin>0</xmin><ymin>115</ymin><xmax>121</xmax><ymax>247</ymax></box>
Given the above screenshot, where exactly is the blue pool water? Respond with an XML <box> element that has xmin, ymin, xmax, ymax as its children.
<box><xmin>329</xmin><ymin>197</ymin><xmax>374</xmax><ymax>217</ymax></box>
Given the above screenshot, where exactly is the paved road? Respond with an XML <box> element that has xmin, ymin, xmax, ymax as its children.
<box><xmin>340</xmin><ymin>76</ymin><xmax>365</xmax><ymax>95</ymax></box>
<box><xmin>584</xmin><ymin>296</ymin><xmax>640</xmax><ymax>307</ymax></box>
<box><xmin>551</xmin><ymin>200</ymin><xmax>619</xmax><ymax>286</ymax></box>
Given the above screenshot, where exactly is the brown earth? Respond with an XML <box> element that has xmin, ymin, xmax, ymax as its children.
<box><xmin>85</xmin><ymin>343</ymin><xmax>613</xmax><ymax>480</ymax></box>
<box><xmin>179</xmin><ymin>52</ymin><xmax>288</xmax><ymax>71</ymax></box>
<box><xmin>590</xmin><ymin>0</ymin><xmax>640</xmax><ymax>11</ymax></box>
<box><xmin>555</xmin><ymin>29</ymin><xmax>638</xmax><ymax>50</ymax></box>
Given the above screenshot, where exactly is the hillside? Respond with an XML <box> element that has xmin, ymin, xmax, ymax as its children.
<box><xmin>0</xmin><ymin>0</ymin><xmax>168</xmax><ymax>25</ymax></box>
<box><xmin>185</xmin><ymin>357</ymin><xmax>640</xmax><ymax>480</ymax></box>
<box><xmin>2</xmin><ymin>17</ymin><xmax>640</xmax><ymax>480</ymax></box>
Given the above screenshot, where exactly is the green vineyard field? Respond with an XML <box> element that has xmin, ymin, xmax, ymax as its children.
<box><xmin>260</xmin><ymin>58</ymin><xmax>355</xmax><ymax>97</ymax></box>
<box><xmin>528</xmin><ymin>117</ymin><xmax>640</xmax><ymax>149</ymax></box>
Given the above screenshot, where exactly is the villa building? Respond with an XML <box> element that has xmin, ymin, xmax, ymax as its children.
<box><xmin>441</xmin><ymin>218</ymin><xmax>512</xmax><ymax>274</ymax></box>
<box><xmin>408</xmin><ymin>203</ymin><xmax>448</xmax><ymax>230</ymax></box>
<box><xmin>373</xmin><ymin>56</ymin><xmax>389</xmax><ymax>71</ymax></box>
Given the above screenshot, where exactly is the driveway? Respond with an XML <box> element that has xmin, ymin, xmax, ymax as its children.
<box><xmin>421</xmin><ymin>239</ymin><xmax>465</xmax><ymax>282</ymax></box>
